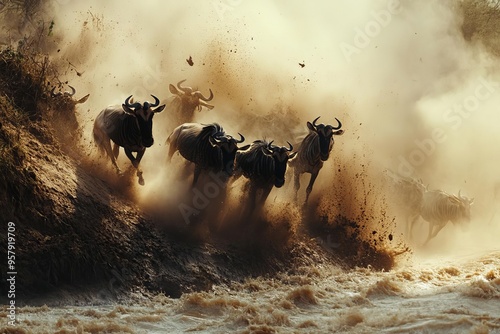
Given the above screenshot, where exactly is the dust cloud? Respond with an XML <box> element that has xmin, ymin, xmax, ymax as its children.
<box><xmin>44</xmin><ymin>0</ymin><xmax>500</xmax><ymax>254</ymax></box>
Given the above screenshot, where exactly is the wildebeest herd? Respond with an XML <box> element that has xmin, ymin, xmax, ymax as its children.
<box><xmin>92</xmin><ymin>80</ymin><xmax>344</xmax><ymax>209</ymax></box>
<box><xmin>86</xmin><ymin>80</ymin><xmax>473</xmax><ymax>244</ymax></box>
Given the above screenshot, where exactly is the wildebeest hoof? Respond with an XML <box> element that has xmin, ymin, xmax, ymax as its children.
<box><xmin>138</xmin><ymin>172</ymin><xmax>145</xmax><ymax>186</ymax></box>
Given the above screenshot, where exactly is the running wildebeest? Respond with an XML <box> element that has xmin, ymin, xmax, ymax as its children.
<box><xmin>167</xmin><ymin>123</ymin><xmax>249</xmax><ymax>187</ymax></box>
<box><xmin>93</xmin><ymin>95</ymin><xmax>165</xmax><ymax>185</ymax></box>
<box><xmin>410</xmin><ymin>189</ymin><xmax>474</xmax><ymax>245</ymax></box>
<box><xmin>167</xmin><ymin>79</ymin><xmax>214</xmax><ymax>123</ymax></box>
<box><xmin>383</xmin><ymin>169</ymin><xmax>427</xmax><ymax>239</ymax></box>
<box><xmin>289</xmin><ymin>116</ymin><xmax>344</xmax><ymax>203</ymax></box>
<box><xmin>233</xmin><ymin>140</ymin><xmax>296</xmax><ymax>213</ymax></box>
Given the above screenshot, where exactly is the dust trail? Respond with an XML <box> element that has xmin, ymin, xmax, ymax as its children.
<box><xmin>35</xmin><ymin>0</ymin><xmax>500</xmax><ymax>254</ymax></box>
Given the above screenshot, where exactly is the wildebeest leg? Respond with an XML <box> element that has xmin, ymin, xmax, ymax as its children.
<box><xmin>293</xmin><ymin>170</ymin><xmax>301</xmax><ymax>201</ymax></box>
<box><xmin>192</xmin><ymin>165</ymin><xmax>202</xmax><ymax>187</ymax></box>
<box><xmin>259</xmin><ymin>186</ymin><xmax>273</xmax><ymax>208</ymax></box>
<box><xmin>125</xmin><ymin>147</ymin><xmax>146</xmax><ymax>185</ymax></box>
<box><xmin>134</xmin><ymin>148</ymin><xmax>146</xmax><ymax>185</ymax></box>
<box><xmin>112</xmin><ymin>143</ymin><xmax>120</xmax><ymax>159</ymax></box>
<box><xmin>423</xmin><ymin>221</ymin><xmax>446</xmax><ymax>245</ymax></box>
<box><xmin>102</xmin><ymin>139</ymin><xmax>121</xmax><ymax>174</ymax></box>
<box><xmin>407</xmin><ymin>214</ymin><xmax>419</xmax><ymax>241</ymax></box>
<box><xmin>167</xmin><ymin>143</ymin><xmax>176</xmax><ymax>162</ymax></box>
<box><xmin>245</xmin><ymin>183</ymin><xmax>258</xmax><ymax>216</ymax></box>
<box><xmin>305</xmin><ymin>171</ymin><xmax>319</xmax><ymax>204</ymax></box>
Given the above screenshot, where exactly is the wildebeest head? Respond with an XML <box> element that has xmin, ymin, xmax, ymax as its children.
<box><xmin>307</xmin><ymin>116</ymin><xmax>344</xmax><ymax>161</ymax></box>
<box><xmin>51</xmin><ymin>85</ymin><xmax>90</xmax><ymax>104</ymax></box>
<box><xmin>169</xmin><ymin>79</ymin><xmax>214</xmax><ymax>113</ymax></box>
<box><xmin>455</xmin><ymin>190</ymin><xmax>474</xmax><ymax>227</ymax></box>
<box><xmin>209</xmin><ymin>132</ymin><xmax>249</xmax><ymax>176</ymax></box>
<box><xmin>264</xmin><ymin>141</ymin><xmax>297</xmax><ymax>188</ymax></box>
<box><xmin>122</xmin><ymin>95</ymin><xmax>165</xmax><ymax>147</ymax></box>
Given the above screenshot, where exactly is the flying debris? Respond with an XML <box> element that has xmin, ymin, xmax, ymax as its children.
<box><xmin>186</xmin><ymin>56</ymin><xmax>194</xmax><ymax>66</ymax></box>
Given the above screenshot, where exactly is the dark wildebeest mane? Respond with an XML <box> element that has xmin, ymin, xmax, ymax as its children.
<box><xmin>236</xmin><ymin>140</ymin><xmax>275</xmax><ymax>181</ymax></box>
<box><xmin>293</xmin><ymin>131</ymin><xmax>321</xmax><ymax>167</ymax></box>
<box><xmin>177</xmin><ymin>123</ymin><xmax>224</xmax><ymax>171</ymax></box>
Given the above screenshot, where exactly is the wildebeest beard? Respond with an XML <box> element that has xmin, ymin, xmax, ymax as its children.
<box><xmin>221</xmin><ymin>148</ymin><xmax>237</xmax><ymax>177</ymax></box>
<box><xmin>136</xmin><ymin>115</ymin><xmax>155</xmax><ymax>147</ymax></box>
<box><xmin>274</xmin><ymin>160</ymin><xmax>286</xmax><ymax>187</ymax></box>
<box><xmin>318</xmin><ymin>135</ymin><xmax>332</xmax><ymax>161</ymax></box>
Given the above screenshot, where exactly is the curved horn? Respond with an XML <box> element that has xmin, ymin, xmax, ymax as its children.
<box><xmin>267</xmin><ymin>140</ymin><xmax>275</xmax><ymax>149</ymax></box>
<box><xmin>176</xmin><ymin>79</ymin><xmax>189</xmax><ymax>93</ymax></box>
<box><xmin>236</xmin><ymin>133</ymin><xmax>245</xmax><ymax>143</ymax></box>
<box><xmin>210</xmin><ymin>135</ymin><xmax>223</xmax><ymax>144</ymax></box>
<box><xmin>50</xmin><ymin>87</ymin><xmax>60</xmax><ymax>97</ymax></box>
<box><xmin>124</xmin><ymin>95</ymin><xmax>133</xmax><ymax>106</ymax></box>
<box><xmin>312</xmin><ymin>116</ymin><xmax>321</xmax><ymax>127</ymax></box>
<box><xmin>286</xmin><ymin>141</ymin><xmax>293</xmax><ymax>152</ymax></box>
<box><xmin>67</xmin><ymin>85</ymin><xmax>76</xmax><ymax>96</ymax></box>
<box><xmin>332</xmin><ymin>117</ymin><xmax>342</xmax><ymax>130</ymax></box>
<box><xmin>213</xmin><ymin>131</ymin><xmax>225</xmax><ymax>139</ymax></box>
<box><xmin>150</xmin><ymin>94</ymin><xmax>160</xmax><ymax>107</ymax></box>
<box><xmin>198</xmin><ymin>89</ymin><xmax>214</xmax><ymax>101</ymax></box>
<box><xmin>124</xmin><ymin>95</ymin><xmax>141</xmax><ymax>109</ymax></box>
<box><xmin>209</xmin><ymin>135</ymin><xmax>220</xmax><ymax>147</ymax></box>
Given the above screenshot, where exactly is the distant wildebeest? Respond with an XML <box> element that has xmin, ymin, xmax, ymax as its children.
<box><xmin>233</xmin><ymin>140</ymin><xmax>296</xmax><ymax>212</ymax></box>
<box><xmin>383</xmin><ymin>169</ymin><xmax>426</xmax><ymax>237</ymax></box>
<box><xmin>50</xmin><ymin>85</ymin><xmax>90</xmax><ymax>144</ymax></box>
<box><xmin>167</xmin><ymin>79</ymin><xmax>214</xmax><ymax>123</ymax></box>
<box><xmin>93</xmin><ymin>95</ymin><xmax>165</xmax><ymax>185</ymax></box>
<box><xmin>289</xmin><ymin>116</ymin><xmax>344</xmax><ymax>203</ymax></box>
<box><xmin>51</xmin><ymin>85</ymin><xmax>90</xmax><ymax>104</ymax></box>
<box><xmin>167</xmin><ymin>123</ymin><xmax>249</xmax><ymax>186</ymax></box>
<box><xmin>410</xmin><ymin>189</ymin><xmax>474</xmax><ymax>245</ymax></box>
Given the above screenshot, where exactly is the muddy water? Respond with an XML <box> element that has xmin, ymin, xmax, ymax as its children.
<box><xmin>3</xmin><ymin>248</ymin><xmax>499</xmax><ymax>333</ymax></box>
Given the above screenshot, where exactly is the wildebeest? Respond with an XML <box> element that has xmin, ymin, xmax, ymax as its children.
<box><xmin>167</xmin><ymin>79</ymin><xmax>214</xmax><ymax>123</ymax></box>
<box><xmin>410</xmin><ymin>189</ymin><xmax>474</xmax><ymax>245</ymax></box>
<box><xmin>233</xmin><ymin>140</ymin><xmax>296</xmax><ymax>212</ymax></box>
<box><xmin>289</xmin><ymin>116</ymin><xmax>344</xmax><ymax>203</ymax></box>
<box><xmin>93</xmin><ymin>95</ymin><xmax>165</xmax><ymax>185</ymax></box>
<box><xmin>383</xmin><ymin>169</ymin><xmax>426</xmax><ymax>237</ymax></box>
<box><xmin>167</xmin><ymin>123</ymin><xmax>249</xmax><ymax>186</ymax></box>
<box><xmin>50</xmin><ymin>85</ymin><xmax>90</xmax><ymax>145</ymax></box>
<box><xmin>51</xmin><ymin>85</ymin><xmax>90</xmax><ymax>104</ymax></box>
